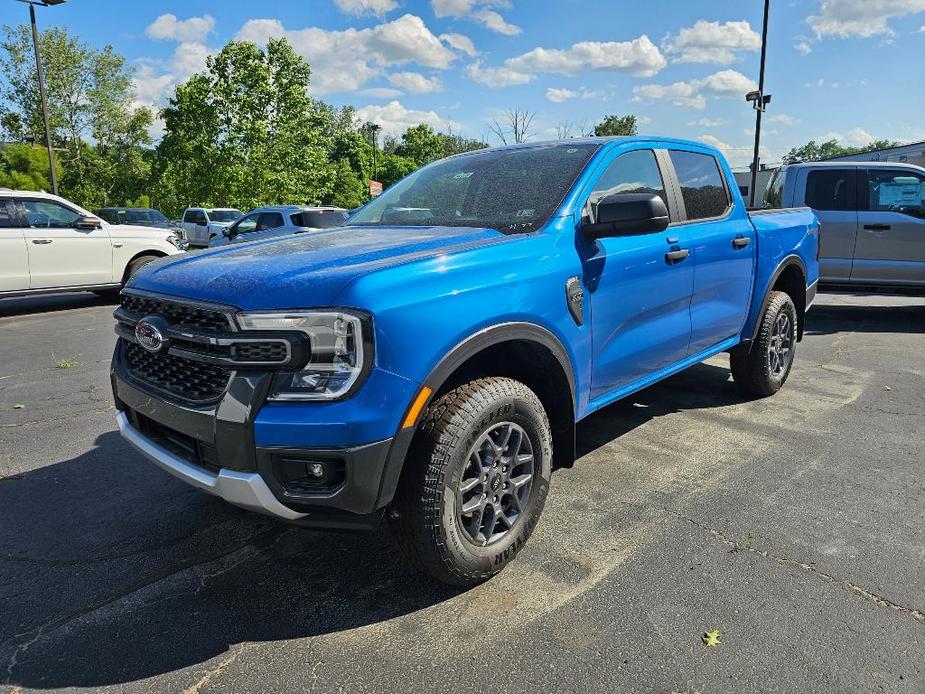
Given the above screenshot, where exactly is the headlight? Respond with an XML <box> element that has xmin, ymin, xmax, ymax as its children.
<box><xmin>167</xmin><ymin>233</ymin><xmax>188</xmax><ymax>250</ymax></box>
<box><xmin>236</xmin><ymin>311</ymin><xmax>370</xmax><ymax>401</ymax></box>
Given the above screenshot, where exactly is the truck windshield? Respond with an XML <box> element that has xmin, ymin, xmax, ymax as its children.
<box><xmin>349</xmin><ymin>143</ymin><xmax>600</xmax><ymax>233</ymax></box>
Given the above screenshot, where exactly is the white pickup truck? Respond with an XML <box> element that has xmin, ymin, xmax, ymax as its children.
<box><xmin>181</xmin><ymin>207</ymin><xmax>243</xmax><ymax>248</ymax></box>
<box><xmin>0</xmin><ymin>189</ymin><xmax>184</xmax><ymax>298</ymax></box>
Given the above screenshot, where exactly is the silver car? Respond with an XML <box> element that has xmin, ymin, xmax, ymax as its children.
<box><xmin>765</xmin><ymin>162</ymin><xmax>925</xmax><ymax>287</ymax></box>
<box><xmin>208</xmin><ymin>205</ymin><xmax>349</xmax><ymax>248</ymax></box>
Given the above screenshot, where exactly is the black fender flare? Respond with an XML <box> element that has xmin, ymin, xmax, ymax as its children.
<box><xmin>375</xmin><ymin>322</ymin><xmax>577</xmax><ymax>508</ymax></box>
<box><xmin>749</xmin><ymin>255</ymin><xmax>808</xmax><ymax>342</ymax></box>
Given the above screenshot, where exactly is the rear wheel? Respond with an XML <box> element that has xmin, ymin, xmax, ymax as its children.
<box><xmin>390</xmin><ymin>377</ymin><xmax>552</xmax><ymax>586</ymax></box>
<box><xmin>730</xmin><ymin>290</ymin><xmax>798</xmax><ymax>396</ymax></box>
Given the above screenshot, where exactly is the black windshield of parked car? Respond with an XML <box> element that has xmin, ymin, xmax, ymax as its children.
<box><xmin>293</xmin><ymin>210</ymin><xmax>348</xmax><ymax>228</ymax></box>
<box><xmin>210</xmin><ymin>210</ymin><xmax>243</xmax><ymax>222</ymax></box>
<box><xmin>349</xmin><ymin>143</ymin><xmax>600</xmax><ymax>233</ymax></box>
<box><xmin>124</xmin><ymin>209</ymin><xmax>168</xmax><ymax>223</ymax></box>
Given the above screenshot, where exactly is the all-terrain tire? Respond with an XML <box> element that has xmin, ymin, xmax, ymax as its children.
<box><xmin>730</xmin><ymin>290</ymin><xmax>798</xmax><ymax>396</ymax></box>
<box><xmin>389</xmin><ymin>377</ymin><xmax>553</xmax><ymax>586</ymax></box>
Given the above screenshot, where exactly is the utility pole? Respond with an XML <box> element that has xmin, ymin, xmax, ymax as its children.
<box><xmin>748</xmin><ymin>0</ymin><xmax>771</xmax><ymax>208</ymax></box>
<box><xmin>18</xmin><ymin>0</ymin><xmax>66</xmax><ymax>195</ymax></box>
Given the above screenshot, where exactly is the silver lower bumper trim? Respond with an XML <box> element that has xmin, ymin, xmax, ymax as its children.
<box><xmin>116</xmin><ymin>411</ymin><xmax>306</xmax><ymax>521</ymax></box>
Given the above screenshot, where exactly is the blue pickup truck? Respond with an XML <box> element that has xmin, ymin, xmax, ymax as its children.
<box><xmin>111</xmin><ymin>137</ymin><xmax>818</xmax><ymax>585</ymax></box>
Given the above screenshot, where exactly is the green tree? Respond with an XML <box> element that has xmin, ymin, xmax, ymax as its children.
<box><xmin>783</xmin><ymin>138</ymin><xmax>900</xmax><ymax>164</ymax></box>
<box><xmin>326</xmin><ymin>158</ymin><xmax>367</xmax><ymax>208</ymax></box>
<box><xmin>395</xmin><ymin>124</ymin><xmax>444</xmax><ymax>166</ymax></box>
<box><xmin>0</xmin><ymin>143</ymin><xmax>59</xmax><ymax>190</ymax></box>
<box><xmin>378</xmin><ymin>153</ymin><xmax>417</xmax><ymax>188</ymax></box>
<box><xmin>152</xmin><ymin>38</ymin><xmax>335</xmax><ymax>215</ymax></box>
<box><xmin>593</xmin><ymin>114</ymin><xmax>638</xmax><ymax>137</ymax></box>
<box><xmin>0</xmin><ymin>24</ymin><xmax>152</xmax><ymax>206</ymax></box>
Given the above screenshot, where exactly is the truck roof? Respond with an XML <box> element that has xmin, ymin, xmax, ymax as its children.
<box><xmin>781</xmin><ymin>161</ymin><xmax>925</xmax><ymax>172</ymax></box>
<box><xmin>446</xmin><ymin>136</ymin><xmax>727</xmax><ymax>160</ymax></box>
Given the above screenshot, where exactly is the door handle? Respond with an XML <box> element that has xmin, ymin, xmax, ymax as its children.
<box><xmin>863</xmin><ymin>224</ymin><xmax>890</xmax><ymax>231</ymax></box>
<box><xmin>732</xmin><ymin>236</ymin><xmax>751</xmax><ymax>249</ymax></box>
<box><xmin>31</xmin><ymin>239</ymin><xmax>52</xmax><ymax>244</ymax></box>
<box><xmin>665</xmin><ymin>248</ymin><xmax>690</xmax><ymax>263</ymax></box>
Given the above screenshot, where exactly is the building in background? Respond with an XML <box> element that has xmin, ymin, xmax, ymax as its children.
<box><xmin>733</xmin><ymin>167</ymin><xmax>775</xmax><ymax>205</ymax></box>
<box><xmin>822</xmin><ymin>140</ymin><xmax>925</xmax><ymax>167</ymax></box>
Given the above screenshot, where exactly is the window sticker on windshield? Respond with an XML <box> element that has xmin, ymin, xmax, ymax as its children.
<box><xmin>516</xmin><ymin>208</ymin><xmax>536</xmax><ymax>217</ymax></box>
<box><xmin>453</xmin><ymin>172</ymin><xmax>474</xmax><ymax>180</ymax></box>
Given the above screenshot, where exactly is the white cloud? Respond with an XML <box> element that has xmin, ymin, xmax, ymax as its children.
<box><xmin>472</xmin><ymin>9</ymin><xmax>521</xmax><ymax>35</ymax></box>
<box><xmin>545</xmin><ymin>87</ymin><xmax>577</xmax><ymax>103</ymax></box>
<box><xmin>439</xmin><ymin>32</ymin><xmax>477</xmax><ymax>56</ymax></box>
<box><xmin>544</xmin><ymin>87</ymin><xmax>603</xmax><ymax>103</ymax></box>
<box><xmin>633</xmin><ymin>69</ymin><xmax>756</xmax><ymax>110</ymax></box>
<box><xmin>920</xmin><ymin>24</ymin><xmax>925</xmax><ymax>31</ymax></box>
<box><xmin>845</xmin><ymin>127</ymin><xmax>875</xmax><ymax>145</ymax></box>
<box><xmin>471</xmin><ymin>35</ymin><xmax>666</xmax><ymax>87</ymax></box>
<box><xmin>358</xmin><ymin>87</ymin><xmax>404</xmax><ymax>98</ymax></box>
<box><xmin>145</xmin><ymin>14</ymin><xmax>215</xmax><ymax>43</ymax></box>
<box><xmin>235</xmin><ymin>14</ymin><xmax>457</xmax><ymax>93</ymax></box>
<box><xmin>664</xmin><ymin>20</ymin><xmax>760</xmax><ymax>64</ymax></box>
<box><xmin>466</xmin><ymin>61</ymin><xmax>532</xmax><ymax>87</ymax></box>
<box><xmin>808</xmin><ymin>0</ymin><xmax>925</xmax><ymax>38</ymax></box>
<box><xmin>388</xmin><ymin>71</ymin><xmax>443</xmax><ymax>93</ymax></box>
<box><xmin>430</xmin><ymin>0</ymin><xmax>521</xmax><ymax>35</ymax></box>
<box><xmin>334</xmin><ymin>0</ymin><xmax>398</xmax><ymax>17</ymax></box>
<box><xmin>698</xmin><ymin>134</ymin><xmax>770</xmax><ymax>169</ymax></box>
<box><xmin>795</xmin><ymin>40</ymin><xmax>813</xmax><ymax>54</ymax></box>
<box><xmin>506</xmin><ymin>35</ymin><xmax>666</xmax><ymax>76</ymax></box>
<box><xmin>355</xmin><ymin>99</ymin><xmax>460</xmax><ymax>137</ymax></box>
<box><xmin>133</xmin><ymin>42</ymin><xmax>212</xmax><ymax>108</ymax></box>
<box><xmin>687</xmin><ymin>117</ymin><xmax>728</xmax><ymax>127</ymax></box>
<box><xmin>767</xmin><ymin>113</ymin><xmax>798</xmax><ymax>126</ymax></box>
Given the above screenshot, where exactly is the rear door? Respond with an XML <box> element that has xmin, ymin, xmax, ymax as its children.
<box><xmin>852</xmin><ymin>168</ymin><xmax>925</xmax><ymax>285</ymax></box>
<box><xmin>17</xmin><ymin>198</ymin><xmax>113</xmax><ymax>288</ymax></box>
<box><xmin>0</xmin><ymin>199</ymin><xmax>29</xmax><ymax>292</ymax></box>
<box><xmin>802</xmin><ymin>167</ymin><xmax>858</xmax><ymax>283</ymax></box>
<box><xmin>666</xmin><ymin>149</ymin><xmax>756</xmax><ymax>354</ymax></box>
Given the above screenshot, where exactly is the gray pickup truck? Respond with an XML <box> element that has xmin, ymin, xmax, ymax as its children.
<box><xmin>764</xmin><ymin>162</ymin><xmax>925</xmax><ymax>287</ymax></box>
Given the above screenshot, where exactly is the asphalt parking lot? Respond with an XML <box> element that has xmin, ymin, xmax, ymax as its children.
<box><xmin>1</xmin><ymin>290</ymin><xmax>923</xmax><ymax>693</ymax></box>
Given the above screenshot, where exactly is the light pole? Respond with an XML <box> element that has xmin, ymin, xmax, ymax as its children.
<box><xmin>747</xmin><ymin>0</ymin><xmax>771</xmax><ymax>208</ymax></box>
<box><xmin>16</xmin><ymin>0</ymin><xmax>65</xmax><ymax>196</ymax></box>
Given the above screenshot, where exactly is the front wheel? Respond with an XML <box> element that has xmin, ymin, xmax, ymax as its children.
<box><xmin>730</xmin><ymin>290</ymin><xmax>798</xmax><ymax>396</ymax></box>
<box><xmin>390</xmin><ymin>377</ymin><xmax>552</xmax><ymax>586</ymax></box>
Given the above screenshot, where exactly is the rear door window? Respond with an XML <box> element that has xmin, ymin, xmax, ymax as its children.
<box><xmin>805</xmin><ymin>170</ymin><xmax>857</xmax><ymax>211</ymax></box>
<box><xmin>668</xmin><ymin>150</ymin><xmax>731</xmax><ymax>220</ymax></box>
<box><xmin>863</xmin><ymin>170</ymin><xmax>925</xmax><ymax>219</ymax></box>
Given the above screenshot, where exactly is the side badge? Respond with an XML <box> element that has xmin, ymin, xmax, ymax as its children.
<box><xmin>566</xmin><ymin>276</ymin><xmax>584</xmax><ymax>326</ymax></box>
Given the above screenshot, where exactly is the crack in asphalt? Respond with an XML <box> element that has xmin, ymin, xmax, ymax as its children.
<box><xmin>1</xmin><ymin>525</ymin><xmax>289</xmax><ymax>684</ymax></box>
<box><xmin>671</xmin><ymin>510</ymin><xmax>925</xmax><ymax>625</ymax></box>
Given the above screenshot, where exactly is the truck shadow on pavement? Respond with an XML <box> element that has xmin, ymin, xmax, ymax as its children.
<box><xmin>805</xmin><ymin>301</ymin><xmax>925</xmax><ymax>335</ymax></box>
<box><xmin>0</xmin><ymin>292</ymin><xmax>119</xmax><ymax>319</ymax></box>
<box><xmin>1</xmin><ymin>361</ymin><xmax>745</xmax><ymax>689</ymax></box>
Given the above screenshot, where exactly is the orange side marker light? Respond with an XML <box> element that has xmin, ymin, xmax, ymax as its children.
<box><xmin>401</xmin><ymin>386</ymin><xmax>433</xmax><ymax>429</ymax></box>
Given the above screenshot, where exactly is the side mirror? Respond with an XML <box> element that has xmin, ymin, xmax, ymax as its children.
<box><xmin>582</xmin><ymin>193</ymin><xmax>669</xmax><ymax>239</ymax></box>
<box><xmin>74</xmin><ymin>215</ymin><xmax>102</xmax><ymax>230</ymax></box>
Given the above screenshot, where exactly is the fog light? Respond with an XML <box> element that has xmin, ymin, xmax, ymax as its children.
<box><xmin>308</xmin><ymin>462</ymin><xmax>324</xmax><ymax>478</ymax></box>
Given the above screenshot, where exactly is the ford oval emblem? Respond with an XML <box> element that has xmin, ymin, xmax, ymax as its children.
<box><xmin>135</xmin><ymin>317</ymin><xmax>168</xmax><ymax>354</ymax></box>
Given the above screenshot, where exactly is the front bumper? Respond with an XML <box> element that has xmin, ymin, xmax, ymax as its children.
<box><xmin>112</xmin><ymin>357</ymin><xmax>414</xmax><ymax>529</ymax></box>
<box><xmin>117</xmin><ymin>411</ymin><xmax>306</xmax><ymax>520</ymax></box>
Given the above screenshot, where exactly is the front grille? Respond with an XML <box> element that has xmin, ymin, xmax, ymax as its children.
<box><xmin>233</xmin><ymin>342</ymin><xmax>289</xmax><ymax>362</ymax></box>
<box><xmin>121</xmin><ymin>294</ymin><xmax>232</xmax><ymax>333</ymax></box>
<box><xmin>133</xmin><ymin>411</ymin><xmax>220</xmax><ymax>474</ymax></box>
<box><xmin>124</xmin><ymin>342</ymin><xmax>231</xmax><ymax>403</ymax></box>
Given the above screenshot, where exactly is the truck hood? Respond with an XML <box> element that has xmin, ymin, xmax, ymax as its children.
<box><xmin>128</xmin><ymin>225</ymin><xmax>511</xmax><ymax>309</ymax></box>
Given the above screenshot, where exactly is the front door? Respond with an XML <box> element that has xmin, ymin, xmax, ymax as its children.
<box><xmin>18</xmin><ymin>198</ymin><xmax>113</xmax><ymax>289</ymax></box>
<box><xmin>666</xmin><ymin>148</ymin><xmax>756</xmax><ymax>353</ymax></box>
<box><xmin>582</xmin><ymin>147</ymin><xmax>694</xmax><ymax>401</ymax></box>
<box><xmin>802</xmin><ymin>167</ymin><xmax>859</xmax><ymax>284</ymax></box>
<box><xmin>852</xmin><ymin>168</ymin><xmax>925</xmax><ymax>285</ymax></box>
<box><xmin>0</xmin><ymin>199</ymin><xmax>29</xmax><ymax>292</ymax></box>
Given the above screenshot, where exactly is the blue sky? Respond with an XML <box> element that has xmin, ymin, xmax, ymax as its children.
<box><xmin>22</xmin><ymin>0</ymin><xmax>925</xmax><ymax>169</ymax></box>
